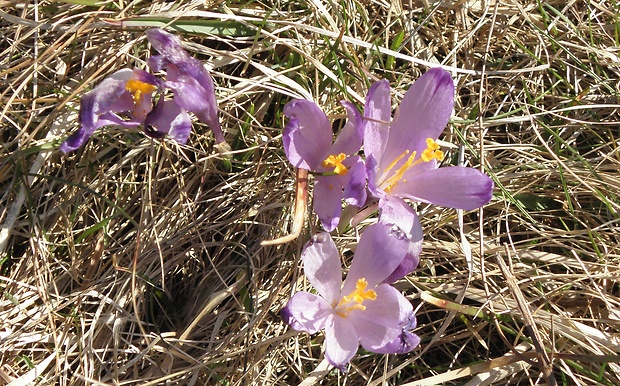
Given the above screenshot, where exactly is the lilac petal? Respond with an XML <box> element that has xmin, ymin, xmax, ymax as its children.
<box><xmin>281</xmin><ymin>292</ymin><xmax>332</xmax><ymax>334</ymax></box>
<box><xmin>144</xmin><ymin>98</ymin><xmax>192</xmax><ymax>144</ymax></box>
<box><xmin>348</xmin><ymin>285</ymin><xmax>408</xmax><ymax>351</ymax></box>
<box><xmin>313</xmin><ymin>175</ymin><xmax>344</xmax><ymax>232</ymax></box>
<box><xmin>61</xmin><ymin>69</ymin><xmax>139</xmax><ymax>153</ymax></box>
<box><xmin>60</xmin><ymin>129</ymin><xmax>90</xmax><ymax>153</ymax></box>
<box><xmin>78</xmin><ymin>69</ymin><xmax>134</xmax><ymax>133</ymax></box>
<box><xmin>353</xmin><ymin>319</ymin><xmax>399</xmax><ymax>353</ymax></box>
<box><xmin>341</xmin><ymin>223</ymin><xmax>409</xmax><ymax>294</ymax></box>
<box><xmin>365</xmin><ymin>154</ymin><xmax>386</xmax><ymax>199</ymax></box>
<box><xmin>147</xmin><ymin>55</ymin><xmax>167</xmax><ymax>72</ymax></box>
<box><xmin>325</xmin><ymin>315</ymin><xmax>359</xmax><ymax>368</ymax></box>
<box><xmin>146</xmin><ymin>29</ymin><xmax>193</xmax><ymax>70</ymax></box>
<box><xmin>146</xmin><ymin>29</ymin><xmax>224</xmax><ymax>143</ymax></box>
<box><xmin>384</xmin><ymin>254</ymin><xmax>419</xmax><ymax>284</ymax></box>
<box><xmin>362</xmin><ymin>80</ymin><xmax>392</xmax><ymax>166</ymax></box>
<box><xmin>380</xmin><ymin>68</ymin><xmax>454</xmax><ymax>170</ymax></box>
<box><xmin>283</xmin><ymin>100</ymin><xmax>332</xmax><ymax>170</ymax></box>
<box><xmin>342</xmin><ymin>156</ymin><xmax>367</xmax><ymax>207</ymax></box>
<box><xmin>60</xmin><ymin>113</ymin><xmax>142</xmax><ymax>153</ymax></box>
<box><xmin>391</xmin><ymin>165</ymin><xmax>493</xmax><ymax>210</ymax></box>
<box><xmin>331</xmin><ymin>101</ymin><xmax>363</xmax><ymax>156</ymax></box>
<box><xmin>351</xmin><ymin>284</ymin><xmax>406</xmax><ymax>327</ymax></box>
<box><xmin>162</xmin><ymin>77</ymin><xmax>223</xmax><ymax>142</ymax></box>
<box><xmin>301</xmin><ymin>233</ymin><xmax>343</xmax><ymax>304</ymax></box>
<box><xmin>146</xmin><ymin>29</ymin><xmax>212</xmax><ymax>88</ymax></box>
<box><xmin>379</xmin><ymin>197</ymin><xmax>423</xmax><ymax>282</ymax></box>
<box><xmin>371</xmin><ymin>327</ymin><xmax>420</xmax><ymax>354</ymax></box>
<box><xmin>366</xmin><ymin>288</ymin><xmax>419</xmax><ymax>354</ymax></box>
<box><xmin>373</xmin><ymin>304</ymin><xmax>420</xmax><ymax>354</ymax></box>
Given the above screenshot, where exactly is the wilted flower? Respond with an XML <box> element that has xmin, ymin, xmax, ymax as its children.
<box><xmin>146</xmin><ymin>28</ymin><xmax>224</xmax><ymax>143</ymax></box>
<box><xmin>60</xmin><ymin>68</ymin><xmax>166</xmax><ymax>153</ymax></box>
<box><xmin>60</xmin><ymin>28</ymin><xmax>223</xmax><ymax>153</ymax></box>
<box><xmin>364</xmin><ymin>68</ymin><xmax>493</xmax><ymax>209</ymax></box>
<box><xmin>281</xmin><ymin>223</ymin><xmax>420</xmax><ymax>369</ymax></box>
<box><xmin>283</xmin><ymin>99</ymin><xmax>367</xmax><ymax>231</ymax></box>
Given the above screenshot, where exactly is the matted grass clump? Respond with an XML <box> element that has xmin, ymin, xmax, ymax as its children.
<box><xmin>1</xmin><ymin>1</ymin><xmax>620</xmax><ymax>385</ymax></box>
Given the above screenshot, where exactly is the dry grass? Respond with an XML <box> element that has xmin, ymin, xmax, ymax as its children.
<box><xmin>1</xmin><ymin>0</ymin><xmax>620</xmax><ymax>385</ymax></box>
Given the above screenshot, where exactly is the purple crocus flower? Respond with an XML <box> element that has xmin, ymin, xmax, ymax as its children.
<box><xmin>60</xmin><ymin>68</ymin><xmax>164</xmax><ymax>153</ymax></box>
<box><xmin>145</xmin><ymin>28</ymin><xmax>225</xmax><ymax>143</ymax></box>
<box><xmin>363</xmin><ymin>68</ymin><xmax>493</xmax><ymax>210</ymax></box>
<box><xmin>283</xmin><ymin>99</ymin><xmax>367</xmax><ymax>231</ymax></box>
<box><xmin>281</xmin><ymin>223</ymin><xmax>420</xmax><ymax>369</ymax></box>
<box><xmin>361</xmin><ymin>68</ymin><xmax>493</xmax><ymax>280</ymax></box>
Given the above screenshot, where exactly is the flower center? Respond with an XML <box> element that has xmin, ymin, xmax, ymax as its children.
<box><xmin>125</xmin><ymin>79</ymin><xmax>157</xmax><ymax>105</ymax></box>
<box><xmin>379</xmin><ymin>138</ymin><xmax>444</xmax><ymax>193</ymax></box>
<box><xmin>322</xmin><ymin>153</ymin><xmax>348</xmax><ymax>176</ymax></box>
<box><xmin>334</xmin><ymin>278</ymin><xmax>377</xmax><ymax>318</ymax></box>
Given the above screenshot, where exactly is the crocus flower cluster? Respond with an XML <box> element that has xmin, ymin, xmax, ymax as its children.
<box><xmin>60</xmin><ymin>28</ymin><xmax>223</xmax><ymax>153</ymax></box>
<box><xmin>281</xmin><ymin>68</ymin><xmax>494</xmax><ymax>369</ymax></box>
<box><xmin>60</xmin><ymin>28</ymin><xmax>493</xmax><ymax>372</ymax></box>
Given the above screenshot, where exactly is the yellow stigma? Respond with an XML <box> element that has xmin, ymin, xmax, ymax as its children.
<box><xmin>421</xmin><ymin>138</ymin><xmax>444</xmax><ymax>162</ymax></box>
<box><xmin>335</xmin><ymin>278</ymin><xmax>377</xmax><ymax>317</ymax></box>
<box><xmin>322</xmin><ymin>153</ymin><xmax>348</xmax><ymax>176</ymax></box>
<box><xmin>380</xmin><ymin>138</ymin><xmax>444</xmax><ymax>193</ymax></box>
<box><xmin>125</xmin><ymin>79</ymin><xmax>156</xmax><ymax>104</ymax></box>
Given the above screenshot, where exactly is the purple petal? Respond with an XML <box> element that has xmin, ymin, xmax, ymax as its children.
<box><xmin>379</xmin><ymin>197</ymin><xmax>423</xmax><ymax>282</ymax></box>
<box><xmin>391</xmin><ymin>165</ymin><xmax>493</xmax><ymax>210</ymax></box>
<box><xmin>146</xmin><ymin>29</ymin><xmax>191</xmax><ymax>67</ymax></box>
<box><xmin>60</xmin><ymin>129</ymin><xmax>90</xmax><ymax>153</ymax></box>
<box><xmin>348</xmin><ymin>284</ymin><xmax>410</xmax><ymax>351</ymax></box>
<box><xmin>144</xmin><ymin>98</ymin><xmax>192</xmax><ymax>144</ymax></box>
<box><xmin>331</xmin><ymin>101</ymin><xmax>363</xmax><ymax>155</ymax></box>
<box><xmin>371</xmin><ymin>307</ymin><xmax>420</xmax><ymax>354</ymax></box>
<box><xmin>313</xmin><ymin>175</ymin><xmax>344</xmax><ymax>232</ymax></box>
<box><xmin>147</xmin><ymin>55</ymin><xmax>167</xmax><ymax>72</ymax></box>
<box><xmin>162</xmin><ymin>76</ymin><xmax>223</xmax><ymax>142</ymax></box>
<box><xmin>324</xmin><ymin>315</ymin><xmax>359</xmax><ymax>368</ymax></box>
<box><xmin>371</xmin><ymin>326</ymin><xmax>420</xmax><ymax>354</ymax></box>
<box><xmin>146</xmin><ymin>29</ymin><xmax>224</xmax><ymax>143</ymax></box>
<box><xmin>283</xmin><ymin>100</ymin><xmax>333</xmax><ymax>170</ymax></box>
<box><xmin>301</xmin><ymin>233</ymin><xmax>343</xmax><ymax>304</ymax></box>
<box><xmin>77</xmin><ymin>69</ymin><xmax>134</xmax><ymax>133</ymax></box>
<box><xmin>353</xmin><ymin>319</ymin><xmax>399</xmax><ymax>353</ymax></box>
<box><xmin>367</xmin><ymin>289</ymin><xmax>419</xmax><ymax>354</ymax></box>
<box><xmin>351</xmin><ymin>284</ymin><xmax>408</xmax><ymax>327</ymax></box>
<box><xmin>380</xmin><ymin>68</ymin><xmax>454</xmax><ymax>170</ymax></box>
<box><xmin>61</xmin><ymin>69</ymin><xmax>141</xmax><ymax>153</ymax></box>
<box><xmin>341</xmin><ymin>223</ymin><xmax>409</xmax><ymax>294</ymax></box>
<box><xmin>281</xmin><ymin>292</ymin><xmax>332</xmax><ymax>334</ymax></box>
<box><xmin>365</xmin><ymin>155</ymin><xmax>386</xmax><ymax>199</ymax></box>
<box><xmin>342</xmin><ymin>156</ymin><xmax>367</xmax><ymax>207</ymax></box>
<box><xmin>362</xmin><ymin>80</ymin><xmax>392</xmax><ymax>166</ymax></box>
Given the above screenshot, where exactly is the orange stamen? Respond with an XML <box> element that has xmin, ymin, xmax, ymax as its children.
<box><xmin>125</xmin><ymin>79</ymin><xmax>156</xmax><ymax>105</ymax></box>
<box><xmin>335</xmin><ymin>278</ymin><xmax>377</xmax><ymax>317</ymax></box>
<box><xmin>322</xmin><ymin>153</ymin><xmax>348</xmax><ymax>176</ymax></box>
<box><xmin>380</xmin><ymin>138</ymin><xmax>444</xmax><ymax>193</ymax></box>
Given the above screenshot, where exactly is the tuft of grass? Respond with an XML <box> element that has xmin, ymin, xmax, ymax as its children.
<box><xmin>1</xmin><ymin>1</ymin><xmax>620</xmax><ymax>385</ymax></box>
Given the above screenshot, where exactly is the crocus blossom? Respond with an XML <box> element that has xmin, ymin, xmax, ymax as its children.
<box><xmin>281</xmin><ymin>223</ymin><xmax>420</xmax><ymax>369</ymax></box>
<box><xmin>283</xmin><ymin>99</ymin><xmax>367</xmax><ymax>231</ymax></box>
<box><xmin>60</xmin><ymin>68</ymin><xmax>161</xmax><ymax>153</ymax></box>
<box><xmin>60</xmin><ymin>28</ymin><xmax>223</xmax><ymax>153</ymax></box>
<box><xmin>146</xmin><ymin>28</ymin><xmax>225</xmax><ymax>143</ymax></box>
<box><xmin>363</xmin><ymin>68</ymin><xmax>493</xmax><ymax>210</ymax></box>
